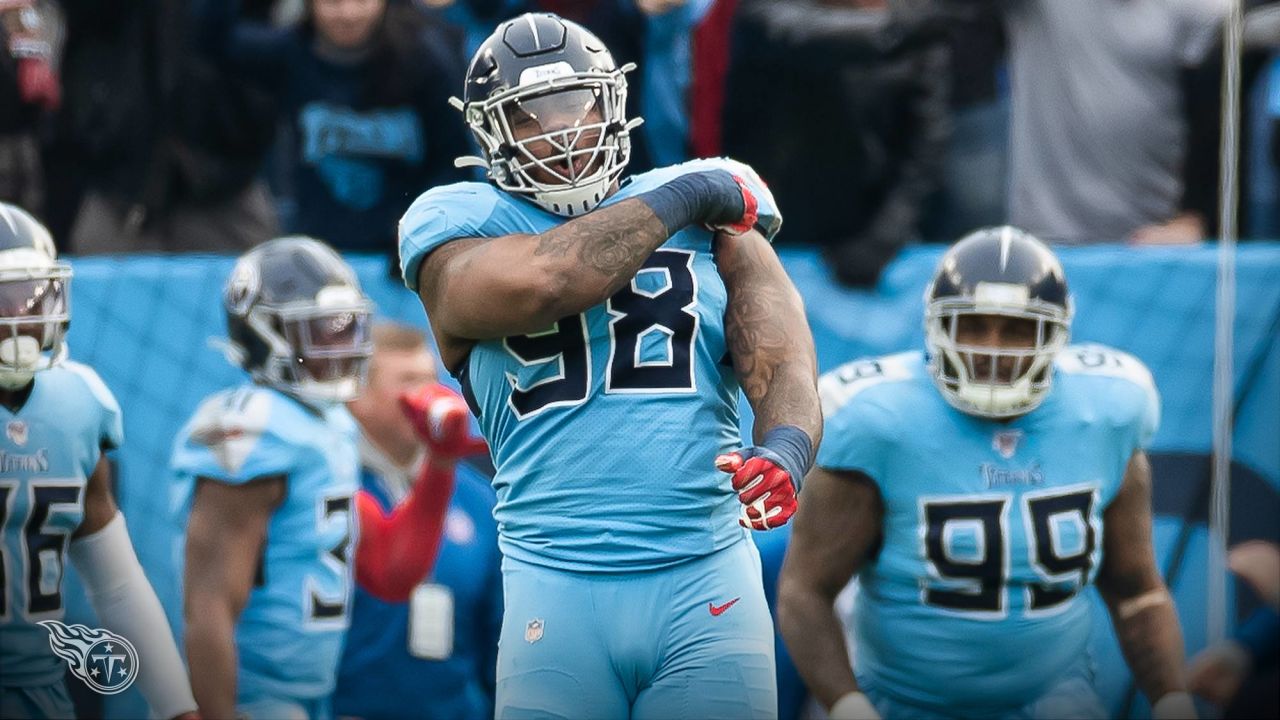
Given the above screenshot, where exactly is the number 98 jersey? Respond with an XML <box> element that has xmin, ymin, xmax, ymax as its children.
<box><xmin>0</xmin><ymin>362</ymin><xmax>122</xmax><ymax>687</ymax></box>
<box><xmin>816</xmin><ymin>346</ymin><xmax>1159</xmax><ymax>714</ymax></box>
<box><xmin>399</xmin><ymin>158</ymin><xmax>780</xmax><ymax>573</ymax></box>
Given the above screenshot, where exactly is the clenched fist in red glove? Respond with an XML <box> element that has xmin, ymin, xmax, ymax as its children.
<box><xmin>716</xmin><ymin>451</ymin><xmax>799</xmax><ymax>530</ymax></box>
<box><xmin>714</xmin><ymin>425</ymin><xmax>812</xmax><ymax>530</ymax></box>
<box><xmin>399</xmin><ymin>383</ymin><xmax>488</xmax><ymax>462</ymax></box>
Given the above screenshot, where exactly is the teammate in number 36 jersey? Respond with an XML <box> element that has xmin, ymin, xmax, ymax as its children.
<box><xmin>399</xmin><ymin>13</ymin><xmax>822</xmax><ymax>719</ymax></box>
<box><xmin>779</xmin><ymin>228</ymin><xmax>1198</xmax><ymax>720</ymax></box>
<box><xmin>0</xmin><ymin>203</ymin><xmax>196</xmax><ymax>720</ymax></box>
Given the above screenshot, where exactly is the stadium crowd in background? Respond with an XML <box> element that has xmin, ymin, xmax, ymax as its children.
<box><xmin>1</xmin><ymin>0</ymin><xmax>1277</xmax><ymax>278</ymax></box>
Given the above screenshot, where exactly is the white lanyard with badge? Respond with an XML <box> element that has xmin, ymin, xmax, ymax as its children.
<box><xmin>409</xmin><ymin>583</ymin><xmax>455</xmax><ymax>660</ymax></box>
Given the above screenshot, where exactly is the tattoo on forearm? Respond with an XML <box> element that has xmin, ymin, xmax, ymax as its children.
<box><xmin>723</xmin><ymin>238</ymin><xmax>822</xmax><ymax>446</ymax></box>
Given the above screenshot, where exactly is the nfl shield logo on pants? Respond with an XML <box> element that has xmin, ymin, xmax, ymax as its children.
<box><xmin>525</xmin><ymin>618</ymin><xmax>544</xmax><ymax>644</ymax></box>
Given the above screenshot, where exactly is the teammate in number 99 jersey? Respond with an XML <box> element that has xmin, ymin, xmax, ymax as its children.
<box><xmin>399</xmin><ymin>13</ymin><xmax>823</xmax><ymax>719</ymax></box>
<box><xmin>778</xmin><ymin>228</ymin><xmax>1198</xmax><ymax>720</ymax></box>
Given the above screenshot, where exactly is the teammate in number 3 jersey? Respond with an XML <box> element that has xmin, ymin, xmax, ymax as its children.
<box><xmin>779</xmin><ymin>227</ymin><xmax>1197</xmax><ymax>720</ymax></box>
<box><xmin>0</xmin><ymin>204</ymin><xmax>197</xmax><ymax>720</ymax></box>
<box><xmin>398</xmin><ymin>13</ymin><xmax>821</xmax><ymax>719</ymax></box>
<box><xmin>169</xmin><ymin>237</ymin><xmax>476</xmax><ymax>720</ymax></box>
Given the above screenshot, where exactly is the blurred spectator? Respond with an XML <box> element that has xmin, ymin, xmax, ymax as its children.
<box><xmin>413</xmin><ymin>0</ymin><xmax>518</xmax><ymax>58</ymax></box>
<box><xmin>995</xmin><ymin>0</ymin><xmax>1229</xmax><ymax>244</ymax></box>
<box><xmin>687</xmin><ymin>0</ymin><xmax>736</xmax><ymax>158</ymax></box>
<box><xmin>919</xmin><ymin>3</ymin><xmax>1009</xmax><ymax>241</ymax></box>
<box><xmin>724</xmin><ymin>0</ymin><xmax>950</xmax><ymax>287</ymax></box>
<box><xmin>197</xmin><ymin>0</ymin><xmax>471</xmax><ymax>254</ymax></box>
<box><xmin>634</xmin><ymin>0</ymin><xmax>715</xmax><ymax>167</ymax></box>
<box><xmin>52</xmin><ymin>0</ymin><xmax>279</xmax><ymax>254</ymax></box>
<box><xmin>1174</xmin><ymin>0</ymin><xmax>1278</xmax><ymax>243</ymax></box>
<box><xmin>1187</xmin><ymin>541</ymin><xmax>1279</xmax><ymax>718</ymax></box>
<box><xmin>0</xmin><ymin>0</ymin><xmax>60</xmax><ymax>216</ymax></box>
<box><xmin>1246</xmin><ymin>7</ymin><xmax>1279</xmax><ymax>237</ymax></box>
<box><xmin>335</xmin><ymin>323</ymin><xmax>502</xmax><ymax>720</ymax></box>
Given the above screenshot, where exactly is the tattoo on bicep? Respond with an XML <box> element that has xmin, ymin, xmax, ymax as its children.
<box><xmin>578</xmin><ymin>226</ymin><xmax>650</xmax><ymax>278</ymax></box>
<box><xmin>534</xmin><ymin>199</ymin><xmax>668</xmax><ymax>280</ymax></box>
<box><xmin>533</xmin><ymin>231</ymin><xmax>574</xmax><ymax>258</ymax></box>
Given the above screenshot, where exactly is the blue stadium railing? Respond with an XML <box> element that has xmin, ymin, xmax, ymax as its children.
<box><xmin>64</xmin><ymin>242</ymin><xmax>1279</xmax><ymax>719</ymax></box>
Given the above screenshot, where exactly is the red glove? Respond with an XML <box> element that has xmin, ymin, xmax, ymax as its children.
<box><xmin>354</xmin><ymin>385</ymin><xmax>487</xmax><ymax>602</ymax></box>
<box><xmin>399</xmin><ymin>383</ymin><xmax>488</xmax><ymax>462</ymax></box>
<box><xmin>707</xmin><ymin>174</ymin><xmax>759</xmax><ymax>236</ymax></box>
<box><xmin>716</xmin><ymin>451</ymin><xmax>798</xmax><ymax>530</ymax></box>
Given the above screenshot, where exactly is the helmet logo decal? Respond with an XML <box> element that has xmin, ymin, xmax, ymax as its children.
<box><xmin>518</xmin><ymin>61</ymin><xmax>574</xmax><ymax>88</ymax></box>
<box><xmin>973</xmin><ymin>282</ymin><xmax>1030</xmax><ymax>308</ymax></box>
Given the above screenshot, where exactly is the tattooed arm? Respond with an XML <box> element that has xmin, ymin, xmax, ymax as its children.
<box><xmin>1097</xmin><ymin>450</ymin><xmax>1190</xmax><ymax>707</ymax></box>
<box><xmin>718</xmin><ymin>230</ymin><xmax>822</xmax><ymax>452</ymax></box>
<box><xmin>417</xmin><ymin>167</ymin><xmax>753</xmax><ymax>370</ymax></box>
<box><xmin>417</xmin><ymin>197</ymin><xmax>672</xmax><ymax>367</ymax></box>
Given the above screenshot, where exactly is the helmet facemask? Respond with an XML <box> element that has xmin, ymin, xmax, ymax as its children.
<box><xmin>925</xmin><ymin>283</ymin><xmax>1072</xmax><ymax>419</ymax></box>
<box><xmin>246</xmin><ymin>285</ymin><xmax>374</xmax><ymax>405</ymax></box>
<box><xmin>462</xmin><ymin>67</ymin><xmax>639</xmax><ymax>217</ymax></box>
<box><xmin>0</xmin><ymin>255</ymin><xmax>71</xmax><ymax>390</ymax></box>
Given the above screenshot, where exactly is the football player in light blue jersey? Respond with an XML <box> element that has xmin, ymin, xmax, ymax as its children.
<box><xmin>172</xmin><ymin>237</ymin><xmax>477</xmax><ymax>720</ymax></box>
<box><xmin>170</xmin><ymin>237</ymin><xmax>370</xmax><ymax>720</ymax></box>
<box><xmin>0</xmin><ymin>203</ymin><xmax>198</xmax><ymax>720</ymax></box>
<box><xmin>779</xmin><ymin>228</ymin><xmax>1198</xmax><ymax>720</ymax></box>
<box><xmin>398</xmin><ymin>13</ymin><xmax>822</xmax><ymax>719</ymax></box>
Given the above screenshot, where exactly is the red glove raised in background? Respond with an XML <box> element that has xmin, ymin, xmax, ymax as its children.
<box><xmin>399</xmin><ymin>383</ymin><xmax>488</xmax><ymax>461</ymax></box>
<box><xmin>354</xmin><ymin>384</ymin><xmax>487</xmax><ymax>602</ymax></box>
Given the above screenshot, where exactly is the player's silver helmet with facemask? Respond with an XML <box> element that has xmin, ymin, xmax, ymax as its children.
<box><xmin>223</xmin><ymin>236</ymin><xmax>374</xmax><ymax>405</ymax></box>
<box><xmin>453</xmin><ymin>13</ymin><xmax>641</xmax><ymax>217</ymax></box>
<box><xmin>924</xmin><ymin>226</ymin><xmax>1073</xmax><ymax>419</ymax></box>
<box><xmin>0</xmin><ymin>203</ymin><xmax>70</xmax><ymax>390</ymax></box>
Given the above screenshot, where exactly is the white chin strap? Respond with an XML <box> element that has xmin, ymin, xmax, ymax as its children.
<box><xmin>294</xmin><ymin>376</ymin><xmax>361</xmax><ymax>405</ymax></box>
<box><xmin>0</xmin><ymin>336</ymin><xmax>42</xmax><ymax>389</ymax></box>
<box><xmin>953</xmin><ymin>376</ymin><xmax>1039</xmax><ymax>418</ymax></box>
<box><xmin>530</xmin><ymin>174</ymin><xmax>614</xmax><ymax>217</ymax></box>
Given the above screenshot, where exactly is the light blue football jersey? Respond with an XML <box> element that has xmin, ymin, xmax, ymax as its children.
<box><xmin>399</xmin><ymin>158</ymin><xmax>780</xmax><ymax>572</ymax></box>
<box><xmin>0</xmin><ymin>362</ymin><xmax>123</xmax><ymax>687</ymax></box>
<box><xmin>816</xmin><ymin>345</ymin><xmax>1160</xmax><ymax>714</ymax></box>
<box><xmin>166</xmin><ymin>384</ymin><xmax>359</xmax><ymax>702</ymax></box>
